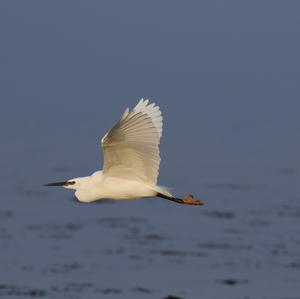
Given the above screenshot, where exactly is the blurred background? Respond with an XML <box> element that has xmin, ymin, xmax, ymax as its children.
<box><xmin>0</xmin><ymin>1</ymin><xmax>300</xmax><ymax>298</ymax></box>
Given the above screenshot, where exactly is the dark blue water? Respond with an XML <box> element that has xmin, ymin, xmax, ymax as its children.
<box><xmin>0</xmin><ymin>2</ymin><xmax>300</xmax><ymax>298</ymax></box>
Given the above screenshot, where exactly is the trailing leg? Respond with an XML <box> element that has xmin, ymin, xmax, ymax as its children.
<box><xmin>156</xmin><ymin>193</ymin><xmax>203</xmax><ymax>206</ymax></box>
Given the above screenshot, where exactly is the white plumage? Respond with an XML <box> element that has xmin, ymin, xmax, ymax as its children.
<box><xmin>45</xmin><ymin>99</ymin><xmax>202</xmax><ymax>206</ymax></box>
<box><xmin>101</xmin><ymin>98</ymin><xmax>162</xmax><ymax>185</ymax></box>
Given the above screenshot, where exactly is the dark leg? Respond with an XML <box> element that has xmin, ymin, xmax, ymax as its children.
<box><xmin>156</xmin><ymin>193</ymin><xmax>203</xmax><ymax>206</ymax></box>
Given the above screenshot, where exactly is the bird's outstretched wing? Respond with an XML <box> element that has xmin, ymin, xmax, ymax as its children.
<box><xmin>101</xmin><ymin>99</ymin><xmax>163</xmax><ymax>184</ymax></box>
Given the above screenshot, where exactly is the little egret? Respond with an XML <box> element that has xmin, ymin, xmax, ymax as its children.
<box><xmin>45</xmin><ymin>99</ymin><xmax>203</xmax><ymax>205</ymax></box>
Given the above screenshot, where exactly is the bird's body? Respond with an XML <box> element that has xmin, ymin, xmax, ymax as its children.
<box><xmin>46</xmin><ymin>99</ymin><xmax>202</xmax><ymax>206</ymax></box>
<box><xmin>73</xmin><ymin>170</ymin><xmax>170</xmax><ymax>202</ymax></box>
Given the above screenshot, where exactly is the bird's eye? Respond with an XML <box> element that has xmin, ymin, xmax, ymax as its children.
<box><xmin>69</xmin><ymin>181</ymin><xmax>75</xmax><ymax>185</ymax></box>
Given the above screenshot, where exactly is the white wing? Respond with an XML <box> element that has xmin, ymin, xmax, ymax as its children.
<box><xmin>101</xmin><ymin>99</ymin><xmax>163</xmax><ymax>184</ymax></box>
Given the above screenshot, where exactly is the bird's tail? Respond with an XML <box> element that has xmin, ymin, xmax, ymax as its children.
<box><xmin>154</xmin><ymin>185</ymin><xmax>173</xmax><ymax>198</ymax></box>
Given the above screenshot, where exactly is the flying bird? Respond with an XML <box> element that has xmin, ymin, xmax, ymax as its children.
<box><xmin>45</xmin><ymin>99</ymin><xmax>203</xmax><ymax>205</ymax></box>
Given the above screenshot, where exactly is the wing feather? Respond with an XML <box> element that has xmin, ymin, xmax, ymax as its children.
<box><xmin>101</xmin><ymin>99</ymin><xmax>163</xmax><ymax>184</ymax></box>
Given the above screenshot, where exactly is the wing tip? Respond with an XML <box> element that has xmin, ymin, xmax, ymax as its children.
<box><xmin>132</xmin><ymin>97</ymin><xmax>162</xmax><ymax>138</ymax></box>
<box><xmin>135</xmin><ymin>98</ymin><xmax>159</xmax><ymax>111</ymax></box>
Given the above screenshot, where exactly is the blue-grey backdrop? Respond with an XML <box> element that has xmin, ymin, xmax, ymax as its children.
<box><xmin>0</xmin><ymin>2</ymin><xmax>299</xmax><ymax>299</ymax></box>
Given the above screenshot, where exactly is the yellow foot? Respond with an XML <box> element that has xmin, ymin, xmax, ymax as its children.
<box><xmin>182</xmin><ymin>194</ymin><xmax>204</xmax><ymax>206</ymax></box>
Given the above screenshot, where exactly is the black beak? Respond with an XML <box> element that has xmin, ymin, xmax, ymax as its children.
<box><xmin>44</xmin><ymin>181</ymin><xmax>69</xmax><ymax>187</ymax></box>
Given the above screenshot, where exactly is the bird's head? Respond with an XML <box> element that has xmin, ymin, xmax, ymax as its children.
<box><xmin>44</xmin><ymin>178</ymin><xmax>81</xmax><ymax>190</ymax></box>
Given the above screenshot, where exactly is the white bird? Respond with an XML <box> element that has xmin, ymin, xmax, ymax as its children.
<box><xmin>45</xmin><ymin>99</ymin><xmax>202</xmax><ymax>205</ymax></box>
